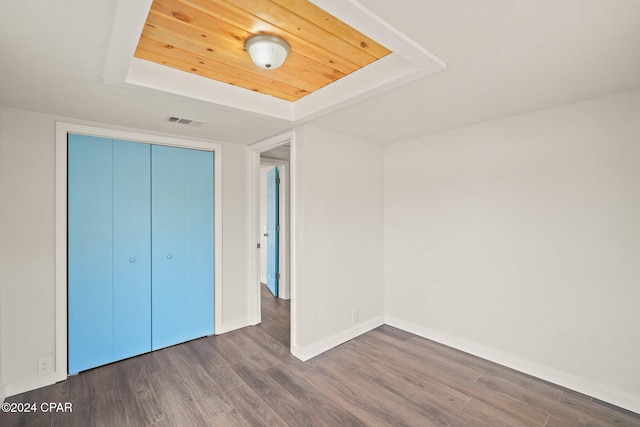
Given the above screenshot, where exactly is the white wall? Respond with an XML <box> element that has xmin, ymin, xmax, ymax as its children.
<box><xmin>0</xmin><ymin>107</ymin><xmax>252</xmax><ymax>395</ymax></box>
<box><xmin>219</xmin><ymin>142</ymin><xmax>253</xmax><ymax>331</ymax></box>
<box><xmin>384</xmin><ymin>88</ymin><xmax>640</xmax><ymax>413</ymax></box>
<box><xmin>0</xmin><ymin>108</ymin><xmax>57</xmax><ymax>393</ymax></box>
<box><xmin>292</xmin><ymin>125</ymin><xmax>385</xmax><ymax>360</ymax></box>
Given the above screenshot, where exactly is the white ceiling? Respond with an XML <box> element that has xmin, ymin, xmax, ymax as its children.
<box><xmin>1</xmin><ymin>0</ymin><xmax>639</xmax><ymax>145</ymax></box>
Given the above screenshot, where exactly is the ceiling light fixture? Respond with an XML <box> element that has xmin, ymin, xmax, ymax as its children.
<box><xmin>245</xmin><ymin>34</ymin><xmax>290</xmax><ymax>70</ymax></box>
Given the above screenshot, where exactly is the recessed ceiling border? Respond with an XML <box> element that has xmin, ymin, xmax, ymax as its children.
<box><xmin>103</xmin><ymin>0</ymin><xmax>445</xmax><ymax>122</ymax></box>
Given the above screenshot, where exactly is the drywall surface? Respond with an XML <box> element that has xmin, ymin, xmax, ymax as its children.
<box><xmin>0</xmin><ymin>108</ymin><xmax>56</xmax><ymax>393</ymax></box>
<box><xmin>384</xmin><ymin>89</ymin><xmax>640</xmax><ymax>412</ymax></box>
<box><xmin>218</xmin><ymin>142</ymin><xmax>253</xmax><ymax>331</ymax></box>
<box><xmin>292</xmin><ymin>125</ymin><xmax>385</xmax><ymax>359</ymax></box>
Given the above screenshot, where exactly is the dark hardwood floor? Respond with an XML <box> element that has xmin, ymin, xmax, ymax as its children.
<box><xmin>2</xmin><ymin>285</ymin><xmax>639</xmax><ymax>426</ymax></box>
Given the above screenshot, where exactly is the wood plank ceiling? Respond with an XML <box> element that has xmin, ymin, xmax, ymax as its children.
<box><xmin>134</xmin><ymin>0</ymin><xmax>392</xmax><ymax>102</ymax></box>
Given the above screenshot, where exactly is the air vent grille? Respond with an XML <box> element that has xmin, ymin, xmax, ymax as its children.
<box><xmin>164</xmin><ymin>115</ymin><xmax>206</xmax><ymax>127</ymax></box>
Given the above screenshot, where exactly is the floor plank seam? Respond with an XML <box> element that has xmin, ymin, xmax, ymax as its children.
<box><xmin>460</xmin><ymin>396</ymin><xmax>473</xmax><ymax>412</ymax></box>
<box><xmin>473</xmin><ymin>371</ymin><xmax>484</xmax><ymax>383</ymax></box>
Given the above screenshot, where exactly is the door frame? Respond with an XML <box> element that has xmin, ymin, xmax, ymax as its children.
<box><xmin>248</xmin><ymin>132</ymin><xmax>294</xmax><ymax>329</ymax></box>
<box><xmin>55</xmin><ymin>122</ymin><xmax>223</xmax><ymax>381</ymax></box>
<box><xmin>260</xmin><ymin>159</ymin><xmax>289</xmax><ymax>299</ymax></box>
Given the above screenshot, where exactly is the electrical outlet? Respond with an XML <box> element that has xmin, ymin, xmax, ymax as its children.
<box><xmin>38</xmin><ymin>357</ymin><xmax>53</xmax><ymax>376</ymax></box>
<box><xmin>352</xmin><ymin>309</ymin><xmax>359</xmax><ymax>323</ymax></box>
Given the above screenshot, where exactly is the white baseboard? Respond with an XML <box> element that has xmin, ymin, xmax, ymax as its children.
<box><xmin>385</xmin><ymin>315</ymin><xmax>640</xmax><ymax>415</ymax></box>
<box><xmin>4</xmin><ymin>371</ymin><xmax>61</xmax><ymax>398</ymax></box>
<box><xmin>292</xmin><ymin>316</ymin><xmax>384</xmax><ymax>361</ymax></box>
<box><xmin>215</xmin><ymin>318</ymin><xmax>250</xmax><ymax>335</ymax></box>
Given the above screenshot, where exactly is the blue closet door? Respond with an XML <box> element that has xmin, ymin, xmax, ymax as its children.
<box><xmin>112</xmin><ymin>140</ymin><xmax>151</xmax><ymax>361</ymax></box>
<box><xmin>68</xmin><ymin>135</ymin><xmax>114</xmax><ymax>374</ymax></box>
<box><xmin>151</xmin><ymin>145</ymin><xmax>214</xmax><ymax>350</ymax></box>
<box><xmin>68</xmin><ymin>136</ymin><xmax>151</xmax><ymax>374</ymax></box>
<box><xmin>266</xmin><ymin>167</ymin><xmax>279</xmax><ymax>297</ymax></box>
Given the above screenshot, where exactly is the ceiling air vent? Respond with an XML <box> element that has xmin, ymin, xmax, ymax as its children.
<box><xmin>164</xmin><ymin>115</ymin><xmax>206</xmax><ymax>127</ymax></box>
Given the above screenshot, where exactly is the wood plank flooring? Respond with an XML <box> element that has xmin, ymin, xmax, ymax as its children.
<box><xmin>2</xmin><ymin>285</ymin><xmax>639</xmax><ymax>426</ymax></box>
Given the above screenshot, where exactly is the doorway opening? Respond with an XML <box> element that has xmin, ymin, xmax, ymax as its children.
<box><xmin>260</xmin><ymin>163</ymin><xmax>282</xmax><ymax>299</ymax></box>
<box><xmin>259</xmin><ymin>149</ymin><xmax>290</xmax><ymax>301</ymax></box>
<box><xmin>249</xmin><ymin>133</ymin><xmax>293</xmax><ymax>345</ymax></box>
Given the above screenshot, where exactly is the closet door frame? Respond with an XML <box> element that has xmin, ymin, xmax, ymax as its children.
<box><xmin>55</xmin><ymin>122</ymin><xmax>223</xmax><ymax>380</ymax></box>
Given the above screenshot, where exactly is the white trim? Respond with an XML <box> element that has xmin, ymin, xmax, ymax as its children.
<box><xmin>211</xmin><ymin>318</ymin><xmax>249</xmax><ymax>336</ymax></box>
<box><xmin>291</xmin><ymin>316</ymin><xmax>384</xmax><ymax>361</ymax></box>
<box><xmin>248</xmin><ymin>132</ymin><xmax>294</xmax><ymax>153</ymax></box>
<box><xmin>54</xmin><ymin>126</ymin><xmax>68</xmax><ymax>384</ymax></box>
<box><xmin>249</xmin><ymin>152</ymin><xmax>262</xmax><ymax>326</ymax></box>
<box><xmin>289</xmin><ymin>130</ymin><xmax>300</xmax><ymax>360</ymax></box>
<box><xmin>385</xmin><ymin>316</ymin><xmax>640</xmax><ymax>415</ymax></box>
<box><xmin>56</xmin><ymin>123</ymin><xmax>220</xmax><ymax>151</ymax></box>
<box><xmin>248</xmin><ymin>132</ymin><xmax>294</xmax><ymax>329</ymax></box>
<box><xmin>103</xmin><ymin>0</ymin><xmax>153</xmax><ymax>84</ymax></box>
<box><xmin>54</xmin><ymin>122</ymin><xmax>223</xmax><ymax>385</ymax></box>
<box><xmin>4</xmin><ymin>372</ymin><xmax>60</xmax><ymax>398</ymax></box>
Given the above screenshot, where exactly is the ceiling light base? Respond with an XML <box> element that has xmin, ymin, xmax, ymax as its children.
<box><xmin>245</xmin><ymin>34</ymin><xmax>290</xmax><ymax>70</ymax></box>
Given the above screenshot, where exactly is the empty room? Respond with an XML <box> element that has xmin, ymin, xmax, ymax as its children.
<box><xmin>1</xmin><ymin>0</ymin><xmax>639</xmax><ymax>425</ymax></box>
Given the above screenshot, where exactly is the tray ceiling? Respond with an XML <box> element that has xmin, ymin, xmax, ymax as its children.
<box><xmin>135</xmin><ymin>0</ymin><xmax>392</xmax><ymax>102</ymax></box>
<box><xmin>104</xmin><ymin>0</ymin><xmax>445</xmax><ymax>121</ymax></box>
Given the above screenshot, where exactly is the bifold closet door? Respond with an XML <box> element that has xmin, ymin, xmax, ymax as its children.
<box><xmin>68</xmin><ymin>135</ymin><xmax>151</xmax><ymax>374</ymax></box>
<box><xmin>112</xmin><ymin>140</ymin><xmax>151</xmax><ymax>361</ymax></box>
<box><xmin>151</xmin><ymin>145</ymin><xmax>214</xmax><ymax>350</ymax></box>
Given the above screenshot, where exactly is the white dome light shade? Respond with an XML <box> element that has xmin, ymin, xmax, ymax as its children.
<box><xmin>245</xmin><ymin>35</ymin><xmax>290</xmax><ymax>69</ymax></box>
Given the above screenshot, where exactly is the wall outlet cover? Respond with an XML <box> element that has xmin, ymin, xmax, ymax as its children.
<box><xmin>37</xmin><ymin>357</ymin><xmax>54</xmax><ymax>376</ymax></box>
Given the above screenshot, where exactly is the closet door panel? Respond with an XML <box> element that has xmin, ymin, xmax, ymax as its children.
<box><xmin>68</xmin><ymin>135</ymin><xmax>114</xmax><ymax>374</ymax></box>
<box><xmin>112</xmin><ymin>140</ymin><xmax>152</xmax><ymax>360</ymax></box>
<box><xmin>183</xmin><ymin>149</ymin><xmax>214</xmax><ymax>338</ymax></box>
<box><xmin>151</xmin><ymin>145</ymin><xmax>187</xmax><ymax>350</ymax></box>
<box><xmin>151</xmin><ymin>145</ymin><xmax>213</xmax><ymax>350</ymax></box>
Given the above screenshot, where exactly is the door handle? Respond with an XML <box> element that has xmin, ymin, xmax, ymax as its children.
<box><xmin>263</xmin><ymin>233</ymin><xmax>268</xmax><ymax>237</ymax></box>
